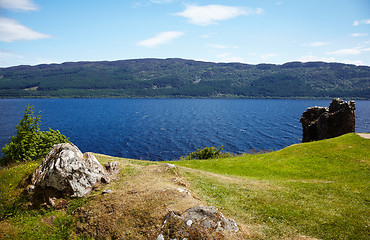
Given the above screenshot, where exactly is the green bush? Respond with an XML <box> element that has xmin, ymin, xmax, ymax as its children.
<box><xmin>180</xmin><ymin>146</ymin><xmax>233</xmax><ymax>160</ymax></box>
<box><xmin>0</xmin><ymin>105</ymin><xmax>70</xmax><ymax>166</ymax></box>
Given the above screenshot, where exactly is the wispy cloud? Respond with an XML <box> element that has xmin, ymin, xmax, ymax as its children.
<box><xmin>137</xmin><ymin>31</ymin><xmax>184</xmax><ymax>47</ymax></box>
<box><xmin>174</xmin><ymin>4</ymin><xmax>263</xmax><ymax>26</ymax></box>
<box><xmin>200</xmin><ymin>34</ymin><xmax>211</xmax><ymax>39</ymax></box>
<box><xmin>303</xmin><ymin>41</ymin><xmax>331</xmax><ymax>47</ymax></box>
<box><xmin>261</xmin><ymin>53</ymin><xmax>277</xmax><ymax>60</ymax></box>
<box><xmin>353</xmin><ymin>19</ymin><xmax>370</xmax><ymax>26</ymax></box>
<box><xmin>0</xmin><ymin>17</ymin><xmax>51</xmax><ymax>42</ymax></box>
<box><xmin>350</xmin><ymin>33</ymin><xmax>368</xmax><ymax>37</ymax></box>
<box><xmin>298</xmin><ymin>55</ymin><xmax>363</xmax><ymax>65</ymax></box>
<box><xmin>0</xmin><ymin>49</ymin><xmax>58</xmax><ymax>67</ymax></box>
<box><xmin>133</xmin><ymin>0</ymin><xmax>173</xmax><ymax>8</ymax></box>
<box><xmin>298</xmin><ymin>55</ymin><xmax>336</xmax><ymax>63</ymax></box>
<box><xmin>340</xmin><ymin>59</ymin><xmax>364</xmax><ymax>65</ymax></box>
<box><xmin>327</xmin><ymin>47</ymin><xmax>370</xmax><ymax>55</ymax></box>
<box><xmin>207</xmin><ymin>44</ymin><xmax>239</xmax><ymax>49</ymax></box>
<box><xmin>0</xmin><ymin>0</ymin><xmax>38</xmax><ymax>11</ymax></box>
<box><xmin>150</xmin><ymin>0</ymin><xmax>172</xmax><ymax>4</ymax></box>
<box><xmin>216</xmin><ymin>52</ymin><xmax>244</xmax><ymax>63</ymax></box>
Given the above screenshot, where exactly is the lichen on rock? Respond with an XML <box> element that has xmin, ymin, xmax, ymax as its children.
<box><xmin>31</xmin><ymin>143</ymin><xmax>110</xmax><ymax>198</ymax></box>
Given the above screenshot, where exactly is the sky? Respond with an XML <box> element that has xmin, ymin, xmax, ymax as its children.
<box><xmin>0</xmin><ymin>0</ymin><xmax>369</xmax><ymax>67</ymax></box>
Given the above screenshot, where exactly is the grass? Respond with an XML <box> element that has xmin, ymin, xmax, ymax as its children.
<box><xmin>0</xmin><ymin>159</ymin><xmax>90</xmax><ymax>239</ymax></box>
<box><xmin>0</xmin><ymin>161</ymin><xmax>39</xmax><ymax>219</ymax></box>
<box><xmin>0</xmin><ymin>133</ymin><xmax>368</xmax><ymax>239</ymax></box>
<box><xmin>171</xmin><ymin>133</ymin><xmax>370</xmax><ymax>239</ymax></box>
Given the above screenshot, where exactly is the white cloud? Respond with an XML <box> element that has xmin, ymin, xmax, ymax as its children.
<box><xmin>353</xmin><ymin>19</ymin><xmax>370</xmax><ymax>26</ymax></box>
<box><xmin>327</xmin><ymin>47</ymin><xmax>370</xmax><ymax>55</ymax></box>
<box><xmin>0</xmin><ymin>17</ymin><xmax>51</xmax><ymax>42</ymax></box>
<box><xmin>303</xmin><ymin>41</ymin><xmax>331</xmax><ymax>47</ymax></box>
<box><xmin>0</xmin><ymin>0</ymin><xmax>38</xmax><ymax>11</ymax></box>
<box><xmin>137</xmin><ymin>31</ymin><xmax>184</xmax><ymax>47</ymax></box>
<box><xmin>174</xmin><ymin>4</ymin><xmax>263</xmax><ymax>26</ymax></box>
<box><xmin>350</xmin><ymin>33</ymin><xmax>368</xmax><ymax>37</ymax></box>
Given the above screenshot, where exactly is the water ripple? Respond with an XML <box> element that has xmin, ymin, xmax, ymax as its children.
<box><xmin>0</xmin><ymin>99</ymin><xmax>369</xmax><ymax>160</ymax></box>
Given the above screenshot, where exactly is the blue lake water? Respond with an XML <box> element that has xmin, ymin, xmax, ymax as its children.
<box><xmin>0</xmin><ymin>98</ymin><xmax>369</xmax><ymax>161</ymax></box>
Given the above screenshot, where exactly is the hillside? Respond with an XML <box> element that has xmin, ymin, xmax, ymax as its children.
<box><xmin>1</xmin><ymin>133</ymin><xmax>369</xmax><ymax>239</ymax></box>
<box><xmin>0</xmin><ymin>58</ymin><xmax>369</xmax><ymax>99</ymax></box>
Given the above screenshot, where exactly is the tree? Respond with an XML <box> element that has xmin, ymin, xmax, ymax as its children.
<box><xmin>1</xmin><ymin>105</ymin><xmax>70</xmax><ymax>165</ymax></box>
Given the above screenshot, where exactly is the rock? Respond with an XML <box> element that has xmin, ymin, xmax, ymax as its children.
<box><xmin>300</xmin><ymin>98</ymin><xmax>355</xmax><ymax>142</ymax></box>
<box><xmin>26</xmin><ymin>185</ymin><xmax>35</xmax><ymax>193</ymax></box>
<box><xmin>101</xmin><ymin>189</ymin><xmax>113</xmax><ymax>195</ymax></box>
<box><xmin>48</xmin><ymin>197</ymin><xmax>56</xmax><ymax>207</ymax></box>
<box><xmin>31</xmin><ymin>143</ymin><xmax>110</xmax><ymax>198</ymax></box>
<box><xmin>183</xmin><ymin>206</ymin><xmax>239</xmax><ymax>232</ymax></box>
<box><xmin>164</xmin><ymin>163</ymin><xmax>176</xmax><ymax>169</ymax></box>
<box><xmin>159</xmin><ymin>205</ymin><xmax>238</xmax><ymax>239</ymax></box>
<box><xmin>104</xmin><ymin>161</ymin><xmax>120</xmax><ymax>175</ymax></box>
<box><xmin>156</xmin><ymin>234</ymin><xmax>165</xmax><ymax>240</ymax></box>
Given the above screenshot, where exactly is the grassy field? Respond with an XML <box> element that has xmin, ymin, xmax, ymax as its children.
<box><xmin>0</xmin><ymin>133</ymin><xmax>369</xmax><ymax>239</ymax></box>
<box><xmin>171</xmin><ymin>133</ymin><xmax>370</xmax><ymax>239</ymax></box>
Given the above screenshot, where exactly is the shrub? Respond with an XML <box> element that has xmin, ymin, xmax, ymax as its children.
<box><xmin>180</xmin><ymin>146</ymin><xmax>233</xmax><ymax>160</ymax></box>
<box><xmin>1</xmin><ymin>105</ymin><xmax>70</xmax><ymax>165</ymax></box>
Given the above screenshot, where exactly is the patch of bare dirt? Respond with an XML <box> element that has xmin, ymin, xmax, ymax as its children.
<box><xmin>73</xmin><ymin>160</ymin><xmax>248</xmax><ymax>239</ymax></box>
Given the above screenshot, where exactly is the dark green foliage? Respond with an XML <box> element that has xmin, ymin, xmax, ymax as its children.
<box><xmin>0</xmin><ymin>105</ymin><xmax>70</xmax><ymax>165</ymax></box>
<box><xmin>181</xmin><ymin>146</ymin><xmax>232</xmax><ymax>160</ymax></box>
<box><xmin>0</xmin><ymin>58</ymin><xmax>369</xmax><ymax>99</ymax></box>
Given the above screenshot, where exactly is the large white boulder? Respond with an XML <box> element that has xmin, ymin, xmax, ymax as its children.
<box><xmin>31</xmin><ymin>143</ymin><xmax>110</xmax><ymax>197</ymax></box>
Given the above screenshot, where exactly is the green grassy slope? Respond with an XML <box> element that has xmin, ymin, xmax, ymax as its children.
<box><xmin>1</xmin><ymin>133</ymin><xmax>368</xmax><ymax>239</ymax></box>
<box><xmin>172</xmin><ymin>133</ymin><xmax>370</xmax><ymax>239</ymax></box>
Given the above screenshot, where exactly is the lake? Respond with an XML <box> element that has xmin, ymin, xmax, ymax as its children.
<box><xmin>0</xmin><ymin>98</ymin><xmax>369</xmax><ymax>161</ymax></box>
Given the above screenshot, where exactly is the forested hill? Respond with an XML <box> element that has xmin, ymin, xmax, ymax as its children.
<box><xmin>0</xmin><ymin>58</ymin><xmax>369</xmax><ymax>99</ymax></box>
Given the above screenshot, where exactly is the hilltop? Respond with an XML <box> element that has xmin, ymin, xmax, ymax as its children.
<box><xmin>1</xmin><ymin>133</ymin><xmax>369</xmax><ymax>239</ymax></box>
<box><xmin>0</xmin><ymin>58</ymin><xmax>369</xmax><ymax>99</ymax></box>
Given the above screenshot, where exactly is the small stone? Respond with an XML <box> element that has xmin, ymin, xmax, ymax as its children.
<box><xmin>104</xmin><ymin>161</ymin><xmax>120</xmax><ymax>174</ymax></box>
<box><xmin>48</xmin><ymin>197</ymin><xmax>56</xmax><ymax>207</ymax></box>
<box><xmin>26</xmin><ymin>185</ymin><xmax>35</xmax><ymax>193</ymax></box>
<box><xmin>156</xmin><ymin>234</ymin><xmax>164</xmax><ymax>240</ymax></box>
<box><xmin>101</xmin><ymin>189</ymin><xmax>112</xmax><ymax>195</ymax></box>
<box><xmin>164</xmin><ymin>163</ymin><xmax>176</xmax><ymax>168</ymax></box>
<box><xmin>186</xmin><ymin>219</ymin><xmax>192</xmax><ymax>226</ymax></box>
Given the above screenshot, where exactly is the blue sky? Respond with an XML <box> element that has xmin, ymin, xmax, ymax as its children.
<box><xmin>0</xmin><ymin>0</ymin><xmax>369</xmax><ymax>67</ymax></box>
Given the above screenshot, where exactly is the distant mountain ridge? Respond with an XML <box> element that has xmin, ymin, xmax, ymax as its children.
<box><xmin>0</xmin><ymin>58</ymin><xmax>369</xmax><ymax>99</ymax></box>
